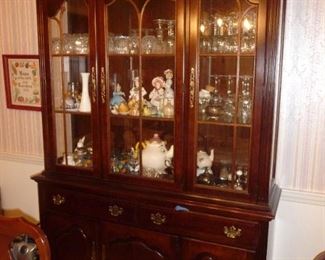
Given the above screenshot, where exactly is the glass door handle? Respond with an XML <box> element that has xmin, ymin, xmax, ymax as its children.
<box><xmin>100</xmin><ymin>67</ymin><xmax>106</xmax><ymax>104</ymax></box>
<box><xmin>190</xmin><ymin>67</ymin><xmax>195</xmax><ymax>108</ymax></box>
<box><xmin>91</xmin><ymin>66</ymin><xmax>97</xmax><ymax>103</ymax></box>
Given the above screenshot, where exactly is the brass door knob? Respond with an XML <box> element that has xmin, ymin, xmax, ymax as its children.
<box><xmin>108</xmin><ymin>205</ymin><xmax>123</xmax><ymax>217</ymax></box>
<box><xmin>224</xmin><ymin>225</ymin><xmax>242</xmax><ymax>239</ymax></box>
<box><xmin>52</xmin><ymin>194</ymin><xmax>65</xmax><ymax>206</ymax></box>
<box><xmin>150</xmin><ymin>212</ymin><xmax>166</xmax><ymax>225</ymax></box>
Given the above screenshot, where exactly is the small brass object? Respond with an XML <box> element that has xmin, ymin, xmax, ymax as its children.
<box><xmin>91</xmin><ymin>66</ymin><xmax>96</xmax><ymax>103</ymax></box>
<box><xmin>150</xmin><ymin>212</ymin><xmax>166</xmax><ymax>225</ymax></box>
<box><xmin>52</xmin><ymin>194</ymin><xmax>65</xmax><ymax>206</ymax></box>
<box><xmin>109</xmin><ymin>205</ymin><xmax>123</xmax><ymax>217</ymax></box>
<box><xmin>224</xmin><ymin>225</ymin><xmax>242</xmax><ymax>239</ymax></box>
<box><xmin>189</xmin><ymin>67</ymin><xmax>195</xmax><ymax>108</ymax></box>
<box><xmin>100</xmin><ymin>67</ymin><xmax>106</xmax><ymax>104</ymax></box>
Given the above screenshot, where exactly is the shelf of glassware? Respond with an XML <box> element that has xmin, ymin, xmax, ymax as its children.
<box><xmin>199</xmin><ymin>52</ymin><xmax>255</xmax><ymax>57</ymax></box>
<box><xmin>107</xmin><ymin>53</ymin><xmax>174</xmax><ymax>58</ymax></box>
<box><xmin>110</xmin><ymin>113</ymin><xmax>174</xmax><ymax>122</ymax></box>
<box><xmin>52</xmin><ymin>53</ymin><xmax>89</xmax><ymax>57</ymax></box>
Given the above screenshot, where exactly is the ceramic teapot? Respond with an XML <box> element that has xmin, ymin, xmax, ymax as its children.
<box><xmin>197</xmin><ymin>149</ymin><xmax>214</xmax><ymax>176</ymax></box>
<box><xmin>142</xmin><ymin>133</ymin><xmax>174</xmax><ymax>171</ymax></box>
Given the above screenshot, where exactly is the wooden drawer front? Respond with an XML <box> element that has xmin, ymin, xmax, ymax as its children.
<box><xmin>44</xmin><ymin>187</ymin><xmax>136</xmax><ymax>224</ymax></box>
<box><xmin>97</xmin><ymin>198</ymin><xmax>136</xmax><ymax>225</ymax></box>
<box><xmin>137</xmin><ymin>205</ymin><xmax>260</xmax><ymax>250</ymax></box>
<box><xmin>182</xmin><ymin>238</ymin><xmax>255</xmax><ymax>260</ymax></box>
<box><xmin>45</xmin><ymin>187</ymin><xmax>83</xmax><ymax>214</ymax></box>
<box><xmin>181</xmin><ymin>212</ymin><xmax>260</xmax><ymax>250</ymax></box>
<box><xmin>137</xmin><ymin>205</ymin><xmax>182</xmax><ymax>232</ymax></box>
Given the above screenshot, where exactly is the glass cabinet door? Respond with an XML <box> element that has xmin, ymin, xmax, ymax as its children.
<box><xmin>48</xmin><ymin>0</ymin><xmax>97</xmax><ymax>173</ymax></box>
<box><xmin>190</xmin><ymin>0</ymin><xmax>257</xmax><ymax>193</ymax></box>
<box><xmin>103</xmin><ymin>0</ymin><xmax>182</xmax><ymax>185</ymax></box>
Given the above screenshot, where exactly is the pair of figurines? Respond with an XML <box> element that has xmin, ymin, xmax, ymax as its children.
<box><xmin>109</xmin><ymin>76</ymin><xmax>147</xmax><ymax>115</ymax></box>
<box><xmin>147</xmin><ymin>69</ymin><xmax>174</xmax><ymax>117</ymax></box>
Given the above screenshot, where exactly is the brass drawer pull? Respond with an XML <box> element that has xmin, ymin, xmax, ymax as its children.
<box><xmin>109</xmin><ymin>205</ymin><xmax>123</xmax><ymax>217</ymax></box>
<box><xmin>224</xmin><ymin>225</ymin><xmax>242</xmax><ymax>239</ymax></box>
<box><xmin>52</xmin><ymin>194</ymin><xmax>65</xmax><ymax>206</ymax></box>
<box><xmin>150</xmin><ymin>212</ymin><xmax>166</xmax><ymax>225</ymax></box>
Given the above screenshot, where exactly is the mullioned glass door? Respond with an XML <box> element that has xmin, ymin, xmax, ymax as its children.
<box><xmin>102</xmin><ymin>0</ymin><xmax>183</xmax><ymax>186</ymax></box>
<box><xmin>48</xmin><ymin>0</ymin><xmax>99</xmax><ymax>175</ymax></box>
<box><xmin>189</xmin><ymin>0</ymin><xmax>258</xmax><ymax>194</ymax></box>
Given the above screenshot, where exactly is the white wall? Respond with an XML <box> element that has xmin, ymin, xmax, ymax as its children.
<box><xmin>266</xmin><ymin>0</ymin><xmax>325</xmax><ymax>258</ymax></box>
<box><xmin>267</xmin><ymin>190</ymin><xmax>325</xmax><ymax>260</ymax></box>
<box><xmin>0</xmin><ymin>154</ymin><xmax>43</xmax><ymax>220</ymax></box>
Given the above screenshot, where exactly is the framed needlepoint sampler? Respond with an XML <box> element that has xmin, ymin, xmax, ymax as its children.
<box><xmin>2</xmin><ymin>55</ymin><xmax>41</xmax><ymax>111</ymax></box>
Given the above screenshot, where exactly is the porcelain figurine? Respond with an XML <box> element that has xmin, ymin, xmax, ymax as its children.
<box><xmin>128</xmin><ymin>76</ymin><xmax>147</xmax><ymax>116</ymax></box>
<box><xmin>164</xmin><ymin>69</ymin><xmax>174</xmax><ymax>105</ymax></box>
<box><xmin>149</xmin><ymin>76</ymin><xmax>165</xmax><ymax>114</ymax></box>
<box><xmin>129</xmin><ymin>76</ymin><xmax>147</xmax><ymax>101</ymax></box>
<box><xmin>73</xmin><ymin>136</ymin><xmax>86</xmax><ymax>165</ymax></box>
<box><xmin>142</xmin><ymin>133</ymin><xmax>174</xmax><ymax>174</ymax></box>
<box><xmin>196</xmin><ymin>149</ymin><xmax>214</xmax><ymax>176</ymax></box>
<box><xmin>110</xmin><ymin>83</ymin><xmax>126</xmax><ymax>114</ymax></box>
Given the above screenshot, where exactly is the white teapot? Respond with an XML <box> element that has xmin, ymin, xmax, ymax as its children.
<box><xmin>142</xmin><ymin>133</ymin><xmax>174</xmax><ymax>171</ymax></box>
<box><xmin>197</xmin><ymin>149</ymin><xmax>214</xmax><ymax>176</ymax></box>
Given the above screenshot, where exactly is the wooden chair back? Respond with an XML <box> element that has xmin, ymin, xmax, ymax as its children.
<box><xmin>0</xmin><ymin>216</ymin><xmax>51</xmax><ymax>260</ymax></box>
<box><xmin>314</xmin><ymin>251</ymin><xmax>325</xmax><ymax>260</ymax></box>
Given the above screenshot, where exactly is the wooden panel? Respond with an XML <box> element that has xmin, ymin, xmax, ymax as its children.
<box><xmin>101</xmin><ymin>222</ymin><xmax>180</xmax><ymax>260</ymax></box>
<box><xmin>42</xmin><ymin>212</ymin><xmax>97</xmax><ymax>260</ymax></box>
<box><xmin>182</xmin><ymin>238</ymin><xmax>255</xmax><ymax>260</ymax></box>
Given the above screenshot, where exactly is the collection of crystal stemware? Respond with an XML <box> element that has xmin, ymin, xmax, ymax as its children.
<box><xmin>199</xmin><ymin>75</ymin><xmax>252</xmax><ymax>124</ymax></box>
<box><xmin>52</xmin><ymin>33</ymin><xmax>89</xmax><ymax>54</ymax></box>
<box><xmin>108</xmin><ymin>19</ymin><xmax>175</xmax><ymax>55</ymax></box>
<box><xmin>200</xmin><ymin>11</ymin><xmax>256</xmax><ymax>53</ymax></box>
<box><xmin>196</xmin><ymin>160</ymin><xmax>248</xmax><ymax>190</ymax></box>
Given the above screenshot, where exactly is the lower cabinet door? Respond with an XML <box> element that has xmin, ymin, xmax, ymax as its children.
<box><xmin>42</xmin><ymin>212</ymin><xmax>97</xmax><ymax>260</ymax></box>
<box><xmin>101</xmin><ymin>222</ymin><xmax>180</xmax><ymax>260</ymax></box>
<box><xmin>182</xmin><ymin>238</ymin><xmax>255</xmax><ymax>260</ymax></box>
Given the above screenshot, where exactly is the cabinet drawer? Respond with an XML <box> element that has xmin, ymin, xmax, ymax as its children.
<box><xmin>44</xmin><ymin>186</ymin><xmax>136</xmax><ymax>224</ymax></box>
<box><xmin>137</xmin><ymin>205</ymin><xmax>260</xmax><ymax>250</ymax></box>
<box><xmin>181</xmin><ymin>211</ymin><xmax>261</xmax><ymax>250</ymax></box>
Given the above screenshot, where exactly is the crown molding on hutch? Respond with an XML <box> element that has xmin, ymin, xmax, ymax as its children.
<box><xmin>0</xmin><ymin>152</ymin><xmax>43</xmax><ymax>166</ymax></box>
<box><xmin>281</xmin><ymin>188</ymin><xmax>325</xmax><ymax>206</ymax></box>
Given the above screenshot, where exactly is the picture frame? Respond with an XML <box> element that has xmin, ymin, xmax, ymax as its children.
<box><xmin>2</xmin><ymin>54</ymin><xmax>41</xmax><ymax>111</ymax></box>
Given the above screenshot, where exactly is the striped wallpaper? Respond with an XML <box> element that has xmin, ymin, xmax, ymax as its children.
<box><xmin>0</xmin><ymin>0</ymin><xmax>43</xmax><ymax>157</ymax></box>
<box><xmin>0</xmin><ymin>0</ymin><xmax>324</xmax><ymax>193</ymax></box>
<box><xmin>275</xmin><ymin>0</ymin><xmax>325</xmax><ymax>193</ymax></box>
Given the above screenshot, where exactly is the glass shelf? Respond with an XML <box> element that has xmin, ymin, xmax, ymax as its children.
<box><xmin>198</xmin><ymin>120</ymin><xmax>251</xmax><ymax>128</ymax></box>
<box><xmin>52</xmin><ymin>53</ymin><xmax>89</xmax><ymax>57</ymax></box>
<box><xmin>54</xmin><ymin>109</ymin><xmax>91</xmax><ymax>115</ymax></box>
<box><xmin>200</xmin><ymin>52</ymin><xmax>255</xmax><ymax>57</ymax></box>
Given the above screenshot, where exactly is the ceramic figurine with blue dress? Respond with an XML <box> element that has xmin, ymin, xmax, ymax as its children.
<box><xmin>110</xmin><ymin>83</ymin><xmax>126</xmax><ymax>114</ymax></box>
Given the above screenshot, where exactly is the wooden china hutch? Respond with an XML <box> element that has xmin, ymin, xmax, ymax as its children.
<box><xmin>33</xmin><ymin>0</ymin><xmax>285</xmax><ymax>259</ymax></box>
